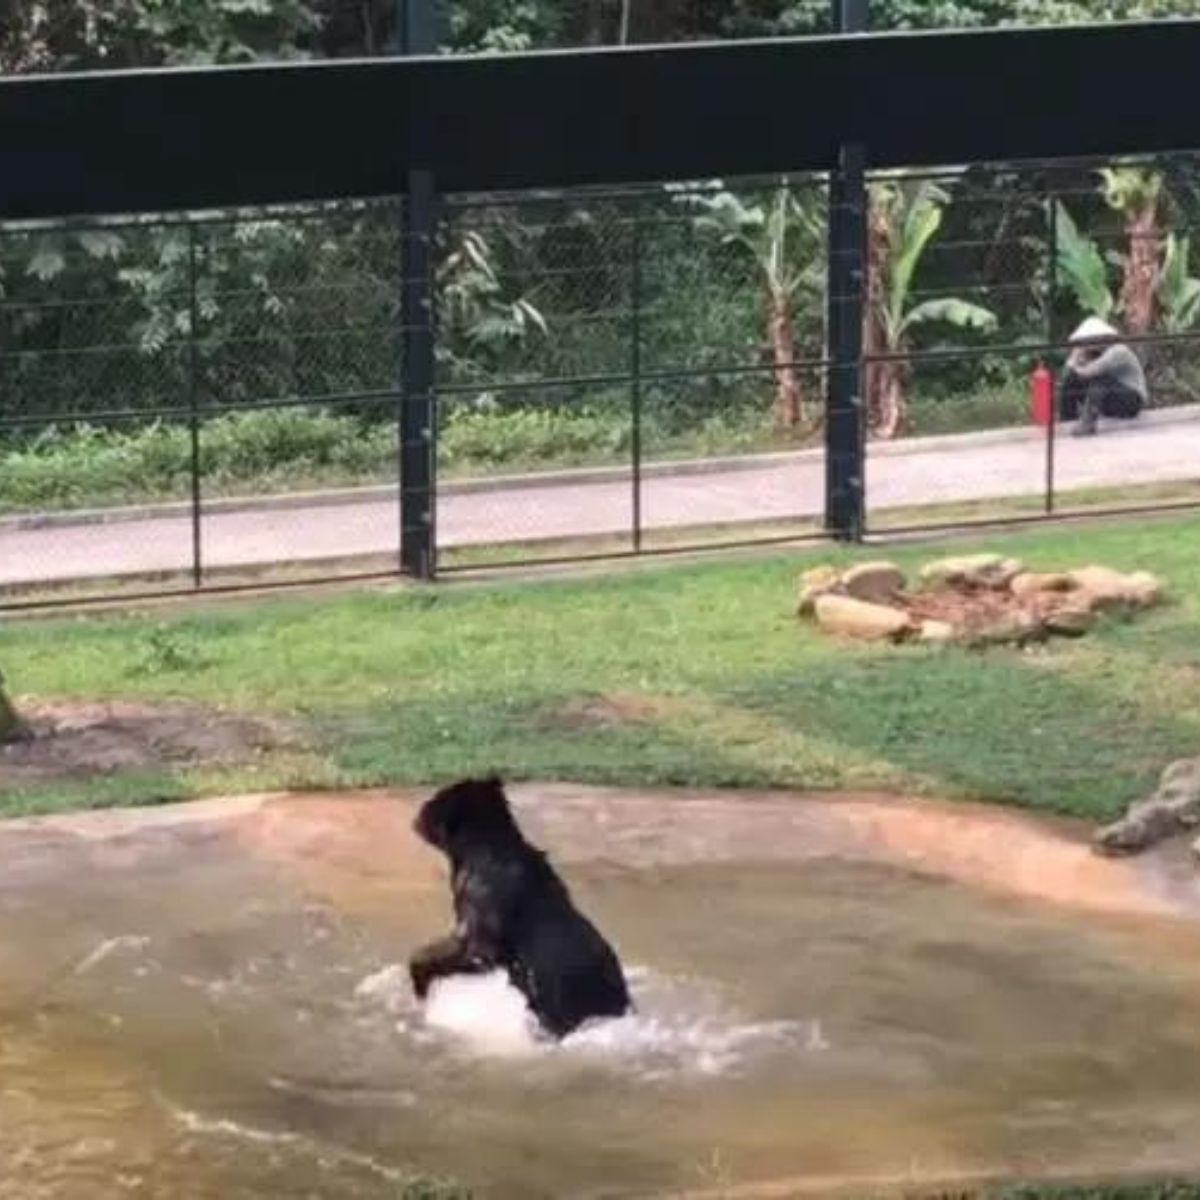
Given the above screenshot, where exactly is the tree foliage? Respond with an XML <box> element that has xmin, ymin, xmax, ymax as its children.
<box><xmin>1055</xmin><ymin>201</ymin><xmax>1116</xmax><ymax>321</ymax></box>
<box><xmin>685</xmin><ymin>181</ymin><xmax>824</xmax><ymax>427</ymax></box>
<box><xmin>864</xmin><ymin>178</ymin><xmax>998</xmax><ymax>437</ymax></box>
<box><xmin>6</xmin><ymin>0</ymin><xmax>1200</xmax><ymax>452</ymax></box>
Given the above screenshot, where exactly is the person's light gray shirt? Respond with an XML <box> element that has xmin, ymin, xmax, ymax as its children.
<box><xmin>1072</xmin><ymin>343</ymin><xmax>1148</xmax><ymax>400</ymax></box>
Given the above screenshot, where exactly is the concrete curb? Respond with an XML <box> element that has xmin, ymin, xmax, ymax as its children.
<box><xmin>3</xmin><ymin>404</ymin><xmax>1197</xmax><ymax>535</ymax></box>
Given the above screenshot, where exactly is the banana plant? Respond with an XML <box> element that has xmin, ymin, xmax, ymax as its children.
<box><xmin>1053</xmin><ymin>201</ymin><xmax>1115</xmax><ymax>321</ymax></box>
<box><xmin>865</xmin><ymin>178</ymin><xmax>998</xmax><ymax>439</ymax></box>
<box><xmin>437</xmin><ymin>227</ymin><xmax>547</xmax><ymax>380</ymax></box>
<box><xmin>1100</xmin><ymin>165</ymin><xmax>1164</xmax><ymax>337</ymax></box>
<box><xmin>1150</xmin><ymin>232</ymin><xmax>1200</xmax><ymax>405</ymax></box>
<box><xmin>686</xmin><ymin>180</ymin><xmax>824</xmax><ymax>429</ymax></box>
<box><xmin>1157</xmin><ymin>233</ymin><xmax>1200</xmax><ymax>334</ymax></box>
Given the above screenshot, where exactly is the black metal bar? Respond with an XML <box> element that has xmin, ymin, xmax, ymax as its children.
<box><xmin>837</xmin><ymin>0</ymin><xmax>869</xmax><ymax>30</ymax></box>
<box><xmin>1045</xmin><ymin>190</ymin><xmax>1057</xmax><ymax>515</ymax></box>
<box><xmin>630</xmin><ymin>196</ymin><xmax>644</xmax><ymax>553</ymax></box>
<box><xmin>398</xmin><ymin>170</ymin><xmax>438</xmax><ymax>580</ymax></box>
<box><xmin>187</xmin><ymin>222</ymin><xmax>203</xmax><ymax>587</ymax></box>
<box><xmin>858</xmin><ymin>497</ymin><xmax>1200</xmax><ymax>541</ymax></box>
<box><xmin>15</xmin><ymin>305</ymin><xmax>1200</xmax><ymax>433</ymax></box>
<box><xmin>11</xmin><ymin>21</ymin><xmax>1200</xmax><ymax>219</ymax></box>
<box><xmin>399</xmin><ymin>0</ymin><xmax>439</xmax><ymax>54</ymax></box>
<box><xmin>8</xmin><ymin>498</ymin><xmax>1200</xmax><ymax>614</ymax></box>
<box><xmin>437</xmin><ymin>529</ymin><xmax>828</xmax><ymax>576</ymax></box>
<box><xmin>397</xmin><ymin>0</ymin><xmax>439</xmax><ymax>580</ymax></box>
<box><xmin>825</xmin><ymin>141</ymin><xmax>867</xmax><ymax>542</ymax></box>
<box><xmin>824</xmin><ymin>0</ymin><xmax>867</xmax><ymax>543</ymax></box>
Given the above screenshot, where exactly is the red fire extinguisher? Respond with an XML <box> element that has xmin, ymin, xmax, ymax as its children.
<box><xmin>1030</xmin><ymin>361</ymin><xmax>1054</xmax><ymax>427</ymax></box>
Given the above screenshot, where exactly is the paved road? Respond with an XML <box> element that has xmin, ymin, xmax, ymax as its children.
<box><xmin>2</xmin><ymin>410</ymin><xmax>1198</xmax><ymax>589</ymax></box>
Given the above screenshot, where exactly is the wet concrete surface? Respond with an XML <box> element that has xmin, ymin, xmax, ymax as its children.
<box><xmin>4</xmin><ymin>785</ymin><xmax>1200</xmax><ymax>1198</ymax></box>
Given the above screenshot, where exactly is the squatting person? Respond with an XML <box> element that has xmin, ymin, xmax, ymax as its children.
<box><xmin>1061</xmin><ymin>316</ymin><xmax>1147</xmax><ymax>437</ymax></box>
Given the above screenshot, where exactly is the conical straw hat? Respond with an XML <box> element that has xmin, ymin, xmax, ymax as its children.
<box><xmin>1069</xmin><ymin>316</ymin><xmax>1119</xmax><ymax>343</ymax></box>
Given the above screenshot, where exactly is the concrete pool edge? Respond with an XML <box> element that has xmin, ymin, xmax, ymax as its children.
<box><xmin>4</xmin><ymin>782</ymin><xmax>1198</xmax><ymax>924</ymax></box>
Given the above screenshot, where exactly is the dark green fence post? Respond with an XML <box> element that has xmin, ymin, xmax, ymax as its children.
<box><xmin>825</xmin><ymin>144</ymin><xmax>867</xmax><ymax>543</ymax></box>
<box><xmin>397</xmin><ymin>0</ymin><xmax>440</xmax><ymax>580</ymax></box>
<box><xmin>1045</xmin><ymin>186</ymin><xmax>1058</xmax><ymax>515</ymax></box>
<box><xmin>630</xmin><ymin>196</ymin><xmax>644</xmax><ymax>553</ymax></box>
<box><xmin>824</xmin><ymin>0</ymin><xmax>867</xmax><ymax>542</ymax></box>
<box><xmin>187</xmin><ymin>221</ymin><xmax>204</xmax><ymax>586</ymax></box>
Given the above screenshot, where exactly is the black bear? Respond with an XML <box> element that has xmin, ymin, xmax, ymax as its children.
<box><xmin>408</xmin><ymin>775</ymin><xmax>632</xmax><ymax>1038</ymax></box>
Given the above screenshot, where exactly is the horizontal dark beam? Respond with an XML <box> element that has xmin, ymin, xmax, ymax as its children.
<box><xmin>1</xmin><ymin>20</ymin><xmax>1198</xmax><ymax>220</ymax></box>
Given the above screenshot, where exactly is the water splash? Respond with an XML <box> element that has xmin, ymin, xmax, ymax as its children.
<box><xmin>168</xmin><ymin>1103</ymin><xmax>301</xmax><ymax>1147</ymax></box>
<box><xmin>421</xmin><ymin>971</ymin><xmax>544</xmax><ymax>1058</ymax></box>
<box><xmin>355</xmin><ymin>963</ymin><xmax>817</xmax><ymax>1077</ymax></box>
<box><xmin>72</xmin><ymin>936</ymin><xmax>151</xmax><ymax>976</ymax></box>
<box><xmin>166</xmin><ymin>1101</ymin><xmax>415</xmax><ymax>1185</ymax></box>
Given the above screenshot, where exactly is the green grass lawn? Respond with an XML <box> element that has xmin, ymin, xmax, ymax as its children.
<box><xmin>2</xmin><ymin>514</ymin><xmax>1200</xmax><ymax>821</ymax></box>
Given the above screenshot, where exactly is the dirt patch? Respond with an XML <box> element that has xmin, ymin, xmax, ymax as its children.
<box><xmin>899</xmin><ymin>588</ymin><xmax>1039</xmax><ymax>635</ymax></box>
<box><xmin>0</xmin><ymin>699</ymin><xmax>291</xmax><ymax>785</ymax></box>
<box><xmin>543</xmin><ymin>691</ymin><xmax>684</xmax><ymax>732</ymax></box>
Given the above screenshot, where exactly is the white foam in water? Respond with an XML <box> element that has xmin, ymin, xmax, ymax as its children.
<box><xmin>72</xmin><ymin>935</ymin><xmax>151</xmax><ymax>976</ymax></box>
<box><xmin>354</xmin><ymin>965</ymin><xmax>412</xmax><ymax>1016</ymax></box>
<box><xmin>422</xmin><ymin>971</ymin><xmax>543</xmax><ymax>1057</ymax></box>
<box><xmin>357</xmin><ymin>963</ymin><xmax>820</xmax><ymax>1076</ymax></box>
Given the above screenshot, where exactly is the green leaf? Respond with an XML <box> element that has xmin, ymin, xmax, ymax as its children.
<box><xmin>516</xmin><ymin>299</ymin><xmax>548</xmax><ymax>335</ymax></box>
<box><xmin>1159</xmin><ymin>234</ymin><xmax>1200</xmax><ymax>333</ymax></box>
<box><xmin>26</xmin><ymin>241</ymin><xmax>66</xmax><ymax>282</ymax></box>
<box><xmin>1054</xmin><ymin>202</ymin><xmax>1114</xmax><ymax>320</ymax></box>
<box><xmin>887</xmin><ymin>182</ymin><xmax>947</xmax><ymax>339</ymax></box>
<box><xmin>901</xmin><ymin>297</ymin><xmax>998</xmax><ymax>336</ymax></box>
<box><xmin>77</xmin><ymin>230</ymin><xmax>125</xmax><ymax>261</ymax></box>
<box><xmin>1100</xmin><ymin>165</ymin><xmax>1163</xmax><ymax>214</ymax></box>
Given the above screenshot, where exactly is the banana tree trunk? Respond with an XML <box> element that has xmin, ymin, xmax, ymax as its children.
<box><xmin>766</xmin><ymin>285</ymin><xmax>804</xmax><ymax>429</ymax></box>
<box><xmin>863</xmin><ymin>191</ymin><xmax>896</xmax><ymax>436</ymax></box>
<box><xmin>1122</xmin><ymin>196</ymin><xmax>1161</xmax><ymax>338</ymax></box>
<box><xmin>874</xmin><ymin>361</ymin><xmax>908</xmax><ymax>440</ymax></box>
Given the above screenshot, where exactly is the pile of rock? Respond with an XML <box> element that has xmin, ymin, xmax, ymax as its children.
<box><xmin>1095</xmin><ymin>758</ymin><xmax>1200</xmax><ymax>860</ymax></box>
<box><xmin>797</xmin><ymin>553</ymin><xmax>1162</xmax><ymax>646</ymax></box>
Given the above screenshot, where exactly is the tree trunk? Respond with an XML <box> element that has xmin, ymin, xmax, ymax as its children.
<box><xmin>1122</xmin><ymin>194</ymin><xmax>1161</xmax><ymax>338</ymax></box>
<box><xmin>875</xmin><ymin>362</ymin><xmax>908</xmax><ymax>440</ymax></box>
<box><xmin>0</xmin><ymin>670</ymin><xmax>30</xmax><ymax>745</ymax></box>
<box><xmin>863</xmin><ymin>191</ymin><xmax>893</xmax><ymax>436</ymax></box>
<box><xmin>766</xmin><ymin>285</ymin><xmax>804</xmax><ymax>429</ymax></box>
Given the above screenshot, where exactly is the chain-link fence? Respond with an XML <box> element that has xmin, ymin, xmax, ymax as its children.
<box><xmin>3</xmin><ymin>155</ymin><xmax>1200</xmax><ymax>607</ymax></box>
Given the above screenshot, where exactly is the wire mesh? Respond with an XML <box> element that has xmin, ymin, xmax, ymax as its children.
<box><xmin>4</xmin><ymin>154</ymin><xmax>1200</xmax><ymax>607</ymax></box>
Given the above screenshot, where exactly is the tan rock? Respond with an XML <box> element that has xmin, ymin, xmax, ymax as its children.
<box><xmin>1127</xmin><ymin>570</ymin><xmax>1164</xmax><ymax>608</ymax></box>
<box><xmin>1042</xmin><ymin>602</ymin><xmax>1095</xmax><ymax>637</ymax></box>
<box><xmin>796</xmin><ymin>565</ymin><xmax>841</xmax><ymax>617</ymax></box>
<box><xmin>920</xmin><ymin>554</ymin><xmax>1025</xmax><ymax>591</ymax></box>
<box><xmin>814</xmin><ymin>594</ymin><xmax>914</xmax><ymax>642</ymax></box>
<box><xmin>1096</xmin><ymin>758</ymin><xmax>1200</xmax><ymax>856</ymax></box>
<box><xmin>1069</xmin><ymin>565</ymin><xmax>1164</xmax><ymax>613</ymax></box>
<box><xmin>962</xmin><ymin>609</ymin><xmax>1045</xmax><ymax>647</ymax></box>
<box><xmin>1010</xmin><ymin>572</ymin><xmax>1076</xmax><ymax>599</ymax></box>
<box><xmin>919</xmin><ymin>620</ymin><xmax>957</xmax><ymax>645</ymax></box>
<box><xmin>841</xmin><ymin>561</ymin><xmax>905</xmax><ymax>604</ymax></box>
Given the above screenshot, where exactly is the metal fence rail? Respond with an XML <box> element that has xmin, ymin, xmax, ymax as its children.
<box><xmin>2</xmin><ymin>153</ymin><xmax>1200</xmax><ymax>610</ymax></box>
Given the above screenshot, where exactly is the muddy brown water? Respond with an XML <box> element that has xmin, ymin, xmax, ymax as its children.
<box><xmin>4</xmin><ymin>785</ymin><xmax>1200</xmax><ymax>1199</ymax></box>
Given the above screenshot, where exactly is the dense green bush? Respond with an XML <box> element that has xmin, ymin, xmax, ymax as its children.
<box><xmin>0</xmin><ymin>378</ymin><xmax>1039</xmax><ymax>515</ymax></box>
<box><xmin>0</xmin><ymin>411</ymin><xmax>395</xmax><ymax>511</ymax></box>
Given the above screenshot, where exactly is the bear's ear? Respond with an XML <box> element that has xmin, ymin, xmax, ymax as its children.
<box><xmin>480</xmin><ymin>773</ymin><xmax>505</xmax><ymax>794</ymax></box>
